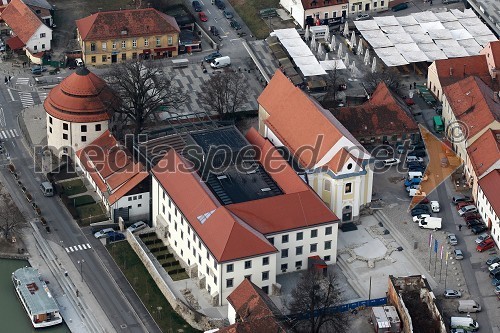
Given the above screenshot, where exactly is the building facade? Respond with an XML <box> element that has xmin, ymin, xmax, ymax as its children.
<box><xmin>76</xmin><ymin>8</ymin><xmax>179</xmax><ymax>66</ymax></box>
<box><xmin>280</xmin><ymin>0</ymin><xmax>348</xmax><ymax>28</ymax></box>
<box><xmin>477</xmin><ymin>171</ymin><xmax>500</xmax><ymax>247</ymax></box>
<box><xmin>349</xmin><ymin>0</ymin><xmax>389</xmax><ymax>16</ymax></box>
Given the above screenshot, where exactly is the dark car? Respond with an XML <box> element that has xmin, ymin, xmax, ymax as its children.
<box><xmin>192</xmin><ymin>0</ymin><xmax>202</xmax><ymax>12</ymax></box>
<box><xmin>408</xmin><ymin>165</ymin><xmax>425</xmax><ymax>172</ymax></box>
<box><xmin>209</xmin><ymin>25</ymin><xmax>219</xmax><ymax>36</ymax></box>
<box><xmin>392</xmin><ymin>3</ymin><xmax>408</xmax><ymax>11</ymax></box>
<box><xmin>215</xmin><ymin>0</ymin><xmax>226</xmax><ymax>10</ymax></box>
<box><xmin>411</xmin><ymin>205</ymin><xmax>430</xmax><ymax>216</ymax></box>
<box><xmin>230</xmin><ymin>19</ymin><xmax>241</xmax><ymax>30</ymax></box>
<box><xmin>466</xmin><ymin>219</ymin><xmax>484</xmax><ymax>228</ymax></box>
<box><xmin>410</xmin><ymin>143</ymin><xmax>426</xmax><ymax>151</ymax></box>
<box><xmin>453</xmin><ymin>194</ymin><xmax>472</xmax><ymax>204</ymax></box>
<box><xmin>492</xmin><ymin>278</ymin><xmax>500</xmax><ymax>286</ymax></box>
<box><xmin>411</xmin><ymin>150</ymin><xmax>427</xmax><ymax>158</ymax></box>
<box><xmin>223</xmin><ymin>10</ymin><xmax>233</xmax><ymax>19</ymax></box>
<box><xmin>31</xmin><ymin>65</ymin><xmax>47</xmax><ymax>75</ymax></box>
<box><xmin>487</xmin><ymin>256</ymin><xmax>500</xmax><ymax>266</ymax></box>
<box><xmin>490</xmin><ymin>268</ymin><xmax>500</xmax><ymax>278</ymax></box>
<box><xmin>204</xmin><ymin>52</ymin><xmax>222</xmax><ymax>63</ymax></box>
<box><xmin>108</xmin><ymin>231</ymin><xmax>125</xmax><ymax>242</ymax></box>
<box><xmin>464</xmin><ymin>213</ymin><xmax>482</xmax><ymax>221</ymax></box>
<box><xmin>472</xmin><ymin>224</ymin><xmax>488</xmax><ymax>235</ymax></box>
<box><xmin>407</xmin><ymin>161</ymin><xmax>425</xmax><ymax>168</ymax></box>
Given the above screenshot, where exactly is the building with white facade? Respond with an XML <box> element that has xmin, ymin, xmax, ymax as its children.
<box><xmin>279</xmin><ymin>0</ymin><xmax>348</xmax><ymax>28</ymax></box>
<box><xmin>44</xmin><ymin>67</ymin><xmax>116</xmax><ymax>158</ymax></box>
<box><xmin>477</xmin><ymin>170</ymin><xmax>500</xmax><ymax>247</ymax></box>
<box><xmin>76</xmin><ymin>130</ymin><xmax>150</xmax><ymax>222</ymax></box>
<box><xmin>151</xmin><ymin>126</ymin><xmax>339</xmax><ymax>306</ymax></box>
<box><xmin>349</xmin><ymin>0</ymin><xmax>389</xmax><ymax>17</ymax></box>
<box><xmin>258</xmin><ymin>70</ymin><xmax>373</xmax><ymax>222</ymax></box>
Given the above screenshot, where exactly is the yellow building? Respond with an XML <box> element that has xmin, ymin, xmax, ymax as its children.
<box><xmin>76</xmin><ymin>8</ymin><xmax>180</xmax><ymax>66</ymax></box>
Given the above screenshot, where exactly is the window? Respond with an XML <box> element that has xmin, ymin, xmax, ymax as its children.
<box><xmin>311</xmin><ymin>229</ymin><xmax>318</xmax><ymax>238</ymax></box>
<box><xmin>121</xmin><ymin>41</ymin><xmax>126</xmax><ymax>48</ymax></box>
<box><xmin>296</xmin><ymin>246</ymin><xmax>303</xmax><ymax>255</ymax></box>
<box><xmin>281</xmin><ymin>249</ymin><xmax>288</xmax><ymax>258</ymax></box>
<box><xmin>95</xmin><ymin>124</ymin><xmax>101</xmax><ymax>131</ymax></box>
<box><xmin>49</xmin><ymin>116</ymin><xmax>53</xmax><ymax>124</ymax></box>
<box><xmin>49</xmin><ymin>127</ymin><xmax>52</xmax><ymax>133</ymax></box>
<box><xmin>347</xmin><ymin>163</ymin><xmax>353</xmax><ymax>170</ymax></box>
<box><xmin>132</xmin><ymin>39</ymin><xmax>137</xmax><ymax>48</ymax></box>
<box><xmin>63</xmin><ymin>133</ymin><xmax>68</xmax><ymax>140</ymax></box>
<box><xmin>112</xmin><ymin>41</ymin><xmax>117</xmax><ymax>49</ymax></box>
<box><xmin>81</xmin><ymin>125</ymin><xmax>87</xmax><ymax>132</ymax></box>
<box><xmin>102</xmin><ymin>42</ymin><xmax>107</xmax><ymax>50</ymax></box>
<box><xmin>244</xmin><ymin>275</ymin><xmax>252</xmax><ymax>281</ymax></box>
<box><xmin>325</xmin><ymin>240</ymin><xmax>332</xmax><ymax>250</ymax></box>
<box><xmin>180</xmin><ymin>231</ymin><xmax>183</xmax><ymax>240</ymax></box>
<box><xmin>268</xmin><ymin>237</ymin><xmax>274</xmax><ymax>245</ymax></box>
<box><xmin>325</xmin><ymin>226</ymin><xmax>332</xmax><ymax>235</ymax></box>
<box><xmin>169</xmin><ymin>213</ymin><xmax>171</xmax><ymax>222</ymax></box>
<box><xmin>198</xmin><ymin>255</ymin><xmax>201</xmax><ymax>264</ymax></box>
<box><xmin>214</xmin><ymin>276</ymin><xmax>217</xmax><ymax>285</ymax></box>
<box><xmin>310</xmin><ymin>243</ymin><xmax>317</xmax><ymax>252</ymax></box>
<box><xmin>42</xmin><ymin>44</ymin><xmax>45</xmax><ymax>49</ymax></box>
<box><xmin>122</xmin><ymin>53</ymin><xmax>126</xmax><ymax>61</ymax></box>
<box><xmin>90</xmin><ymin>43</ymin><xmax>96</xmax><ymax>51</ymax></box>
<box><xmin>324</xmin><ymin>180</ymin><xmax>331</xmax><ymax>191</ymax></box>
<box><xmin>296</xmin><ymin>232</ymin><xmax>303</xmax><ymax>241</ymax></box>
<box><xmin>345</xmin><ymin>183</ymin><xmax>352</xmax><ymax>193</ymax></box>
<box><xmin>156</xmin><ymin>37</ymin><xmax>161</xmax><ymax>46</ymax></box>
<box><xmin>168</xmin><ymin>36</ymin><xmax>173</xmax><ymax>46</ymax></box>
<box><xmin>282</xmin><ymin>235</ymin><xmax>289</xmax><ymax>243</ymax></box>
<box><xmin>91</xmin><ymin>56</ymin><xmax>96</xmax><ymax>63</ymax></box>
<box><xmin>351</xmin><ymin>5</ymin><xmax>355</xmax><ymax>11</ymax></box>
<box><xmin>144</xmin><ymin>38</ymin><xmax>149</xmax><ymax>47</ymax></box>
<box><xmin>132</xmin><ymin>52</ymin><xmax>137</xmax><ymax>59</ymax></box>
<box><xmin>262</xmin><ymin>271</ymin><xmax>269</xmax><ymax>281</ymax></box>
<box><xmin>358</xmin><ymin>4</ymin><xmax>362</xmax><ymax>9</ymax></box>
<box><xmin>63</xmin><ymin>123</ymin><xmax>68</xmax><ymax>130</ymax></box>
<box><xmin>226</xmin><ymin>278</ymin><xmax>233</xmax><ymax>288</ymax></box>
<box><xmin>324</xmin><ymin>255</ymin><xmax>331</xmax><ymax>261</ymax></box>
<box><xmin>162</xmin><ymin>205</ymin><xmax>165</xmax><ymax>214</ymax></box>
<box><xmin>206</xmin><ymin>266</ymin><xmax>209</xmax><ymax>275</ymax></box>
<box><xmin>34</xmin><ymin>45</ymin><xmax>37</xmax><ymax>51</ymax></box>
<box><xmin>295</xmin><ymin>260</ymin><xmax>302</xmax><ymax>268</ymax></box>
<box><xmin>381</xmin><ymin>0</ymin><xmax>384</xmax><ymax>5</ymax></box>
<box><xmin>374</xmin><ymin>2</ymin><xmax>377</xmax><ymax>7</ymax></box>
<box><xmin>81</xmin><ymin>136</ymin><xmax>86</xmax><ymax>142</ymax></box>
<box><xmin>40</xmin><ymin>33</ymin><xmax>46</xmax><ymax>38</ymax></box>
<box><xmin>244</xmin><ymin>260</ymin><xmax>252</xmax><ymax>269</ymax></box>
<box><xmin>262</xmin><ymin>257</ymin><xmax>269</xmax><ymax>266</ymax></box>
<box><xmin>333</xmin><ymin>11</ymin><xmax>337</xmax><ymax>17</ymax></box>
<box><xmin>192</xmin><ymin>248</ymin><xmax>196</xmax><ymax>256</ymax></box>
<box><xmin>262</xmin><ymin>286</ymin><xmax>269</xmax><ymax>294</ymax></box>
<box><xmin>187</xmin><ymin>241</ymin><xmax>190</xmax><ymax>249</ymax></box>
<box><xmin>227</xmin><ymin>264</ymin><xmax>234</xmax><ymax>273</ymax></box>
<box><xmin>102</xmin><ymin>55</ymin><xmax>107</xmax><ymax>62</ymax></box>
<box><xmin>281</xmin><ymin>263</ymin><xmax>288</xmax><ymax>271</ymax></box>
<box><xmin>324</xmin><ymin>12</ymin><xmax>328</xmax><ymax>19</ymax></box>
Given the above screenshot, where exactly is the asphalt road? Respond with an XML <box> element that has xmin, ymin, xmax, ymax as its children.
<box><xmin>0</xmin><ymin>82</ymin><xmax>159</xmax><ymax>333</ymax></box>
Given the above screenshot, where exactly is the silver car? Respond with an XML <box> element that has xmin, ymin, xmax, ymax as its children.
<box><xmin>447</xmin><ymin>234</ymin><xmax>458</xmax><ymax>246</ymax></box>
<box><xmin>127</xmin><ymin>221</ymin><xmax>147</xmax><ymax>233</ymax></box>
<box><xmin>454</xmin><ymin>249</ymin><xmax>464</xmax><ymax>260</ymax></box>
<box><xmin>443</xmin><ymin>289</ymin><xmax>462</xmax><ymax>298</ymax></box>
<box><xmin>94</xmin><ymin>228</ymin><xmax>115</xmax><ymax>239</ymax></box>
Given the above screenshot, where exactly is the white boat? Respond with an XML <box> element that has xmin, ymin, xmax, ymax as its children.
<box><xmin>12</xmin><ymin>267</ymin><xmax>63</xmax><ymax>328</ymax></box>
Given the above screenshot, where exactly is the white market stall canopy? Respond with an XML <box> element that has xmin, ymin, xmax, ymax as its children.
<box><xmin>353</xmin><ymin>9</ymin><xmax>498</xmax><ymax>67</ymax></box>
<box><xmin>320</xmin><ymin>59</ymin><xmax>347</xmax><ymax>71</ymax></box>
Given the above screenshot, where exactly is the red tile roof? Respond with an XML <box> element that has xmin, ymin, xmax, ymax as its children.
<box><xmin>332</xmin><ymin>82</ymin><xmax>419</xmax><ymax>139</ymax></box>
<box><xmin>1</xmin><ymin>0</ymin><xmax>43</xmax><ymax>44</ymax></box>
<box><xmin>258</xmin><ymin>70</ymin><xmax>368</xmax><ymax>171</ymax></box>
<box><xmin>433</xmin><ymin>55</ymin><xmax>491</xmax><ymax>89</ymax></box>
<box><xmin>443</xmin><ymin>76</ymin><xmax>500</xmax><ymax>139</ymax></box>
<box><xmin>467</xmin><ymin>129</ymin><xmax>500</xmax><ymax>178</ymax></box>
<box><xmin>478</xmin><ymin>170</ymin><xmax>500</xmax><ymax>218</ymax></box>
<box><xmin>301</xmin><ymin>0</ymin><xmax>348</xmax><ymax>10</ymax></box>
<box><xmin>221</xmin><ymin>278</ymin><xmax>286</xmax><ymax>333</ymax></box>
<box><xmin>76</xmin><ymin>8</ymin><xmax>179</xmax><ymax>41</ymax></box>
<box><xmin>44</xmin><ymin>67</ymin><xmax>115</xmax><ymax>123</ymax></box>
<box><xmin>152</xmin><ymin>149</ymin><xmax>277</xmax><ymax>262</ymax></box>
<box><xmin>6</xmin><ymin>35</ymin><xmax>24</xmax><ymax>50</ymax></box>
<box><xmin>76</xmin><ymin>131</ymin><xmax>148</xmax><ymax>205</ymax></box>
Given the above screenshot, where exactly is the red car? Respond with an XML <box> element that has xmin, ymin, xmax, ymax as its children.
<box><xmin>464</xmin><ymin>213</ymin><xmax>481</xmax><ymax>221</ymax></box>
<box><xmin>198</xmin><ymin>12</ymin><xmax>208</xmax><ymax>22</ymax></box>
<box><xmin>457</xmin><ymin>201</ymin><xmax>474</xmax><ymax>210</ymax></box>
<box><xmin>477</xmin><ymin>238</ymin><xmax>495</xmax><ymax>252</ymax></box>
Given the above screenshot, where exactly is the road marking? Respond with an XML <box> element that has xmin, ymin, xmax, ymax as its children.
<box><xmin>38</xmin><ymin>92</ymin><xmax>48</xmax><ymax>101</ymax></box>
<box><xmin>77</xmin><ymin>245</ymin><xmax>83</xmax><ymax>250</ymax></box>
<box><xmin>69</xmin><ymin>246</ymin><xmax>75</xmax><ymax>252</ymax></box>
<box><xmin>87</xmin><ymin>243</ymin><xmax>91</xmax><ymax>248</ymax></box>
<box><xmin>65</xmin><ymin>248</ymin><xmax>70</xmax><ymax>253</ymax></box>
<box><xmin>9</xmin><ymin>129</ymin><xmax>15</xmax><ymax>137</ymax></box>
<box><xmin>7</xmin><ymin>89</ymin><xmax>15</xmax><ymax>101</ymax></box>
<box><xmin>0</xmin><ymin>108</ymin><xmax>5</xmax><ymax>127</ymax></box>
<box><xmin>65</xmin><ymin>243</ymin><xmax>92</xmax><ymax>253</ymax></box>
<box><xmin>16</xmin><ymin>77</ymin><xmax>30</xmax><ymax>85</ymax></box>
<box><xmin>13</xmin><ymin>129</ymin><xmax>18</xmax><ymax>136</ymax></box>
<box><xmin>19</xmin><ymin>92</ymin><xmax>34</xmax><ymax>109</ymax></box>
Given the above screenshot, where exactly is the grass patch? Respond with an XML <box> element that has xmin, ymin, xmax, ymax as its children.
<box><xmin>107</xmin><ymin>241</ymin><xmax>200</xmax><ymax>333</ymax></box>
<box><xmin>228</xmin><ymin>0</ymin><xmax>279</xmax><ymax>39</ymax></box>
<box><xmin>76</xmin><ymin>203</ymin><xmax>108</xmax><ymax>226</ymax></box>
<box><xmin>59</xmin><ymin>179</ymin><xmax>87</xmax><ymax>196</ymax></box>
<box><xmin>72</xmin><ymin>195</ymin><xmax>95</xmax><ymax>207</ymax></box>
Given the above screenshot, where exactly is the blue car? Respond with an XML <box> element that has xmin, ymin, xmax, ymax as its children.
<box><xmin>404</xmin><ymin>178</ymin><xmax>422</xmax><ymax>187</ymax></box>
<box><xmin>107</xmin><ymin>231</ymin><xmax>125</xmax><ymax>242</ymax></box>
<box><xmin>492</xmin><ymin>278</ymin><xmax>500</xmax><ymax>286</ymax></box>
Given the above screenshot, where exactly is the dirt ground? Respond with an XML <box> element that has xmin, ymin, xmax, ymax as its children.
<box><xmin>0</xmin><ymin>182</ymin><xmax>26</xmax><ymax>254</ymax></box>
<box><xmin>348</xmin><ymin>308</ymin><xmax>375</xmax><ymax>332</ymax></box>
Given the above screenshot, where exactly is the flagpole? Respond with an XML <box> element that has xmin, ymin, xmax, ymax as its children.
<box><xmin>439</xmin><ymin>245</ymin><xmax>444</xmax><ymax>282</ymax></box>
<box><xmin>428</xmin><ymin>233</ymin><xmax>433</xmax><ymax>271</ymax></box>
<box><xmin>444</xmin><ymin>252</ymin><xmax>449</xmax><ymax>289</ymax></box>
<box><xmin>434</xmin><ymin>239</ymin><xmax>438</xmax><ymax>276</ymax></box>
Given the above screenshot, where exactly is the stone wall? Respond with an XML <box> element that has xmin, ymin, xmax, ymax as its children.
<box><xmin>127</xmin><ymin>232</ymin><xmax>227</xmax><ymax>331</ymax></box>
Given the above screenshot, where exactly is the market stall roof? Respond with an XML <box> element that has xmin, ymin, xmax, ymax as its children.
<box><xmin>458</xmin><ymin>17</ymin><xmax>483</xmax><ymax>26</ymax></box>
<box><xmin>273</xmin><ymin>28</ymin><xmax>301</xmax><ymax>40</ymax></box>
<box><xmin>396</xmin><ymin>16</ymin><xmax>419</xmax><ymax>26</ymax></box>
<box><xmin>466</xmin><ymin>24</ymin><xmax>495</xmax><ymax>37</ymax></box>
<box><xmin>410</xmin><ymin>33</ymin><xmax>434</xmax><ymax>44</ymax></box>
<box><xmin>427</xmin><ymin>29</ymin><xmax>453</xmax><ymax>40</ymax></box>
<box><xmin>434</xmin><ymin>39</ymin><xmax>469</xmax><ymax>57</ymax></box>
<box><xmin>380</xmin><ymin>25</ymin><xmax>406</xmax><ymax>34</ymax></box>
<box><xmin>450</xmin><ymin>8</ymin><xmax>476</xmax><ymax>18</ymax></box>
<box><xmin>387</xmin><ymin>33</ymin><xmax>414</xmax><ymax>44</ymax></box>
<box><xmin>320</xmin><ymin>59</ymin><xmax>347</xmax><ymax>71</ymax></box>
<box><xmin>353</xmin><ymin>20</ymin><xmax>379</xmax><ymax>31</ymax></box>
<box><xmin>420</xmin><ymin>21</ymin><xmax>446</xmax><ymax>33</ymax></box>
<box><xmin>374</xmin><ymin>15</ymin><xmax>399</xmax><ymax>27</ymax></box>
<box><xmin>474</xmin><ymin>34</ymin><xmax>498</xmax><ymax>47</ymax></box>
<box><xmin>457</xmin><ymin>39</ymin><xmax>483</xmax><ymax>55</ymax></box>
<box><xmin>442</xmin><ymin>21</ymin><xmax>464</xmax><ymax>30</ymax></box>
<box><xmin>418</xmin><ymin>42</ymin><xmax>447</xmax><ymax>61</ymax></box>
<box><xmin>434</xmin><ymin>12</ymin><xmax>457</xmax><ymax>22</ymax></box>
<box><xmin>403</xmin><ymin>25</ymin><xmax>426</xmax><ymax>34</ymax></box>
<box><xmin>412</xmin><ymin>11</ymin><xmax>439</xmax><ymax>23</ymax></box>
<box><xmin>373</xmin><ymin>47</ymin><xmax>409</xmax><ymax>66</ymax></box>
<box><xmin>450</xmin><ymin>29</ymin><xmax>474</xmax><ymax>40</ymax></box>
<box><xmin>395</xmin><ymin>43</ymin><xmax>430</xmax><ymax>62</ymax></box>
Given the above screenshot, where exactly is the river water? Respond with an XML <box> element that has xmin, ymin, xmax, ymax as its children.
<box><xmin>0</xmin><ymin>258</ymin><xmax>69</xmax><ymax>333</ymax></box>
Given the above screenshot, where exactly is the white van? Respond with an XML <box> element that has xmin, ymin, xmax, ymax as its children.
<box><xmin>450</xmin><ymin>317</ymin><xmax>479</xmax><ymax>331</ymax></box>
<box><xmin>419</xmin><ymin>217</ymin><xmax>442</xmax><ymax>230</ymax></box>
<box><xmin>408</xmin><ymin>171</ymin><xmax>423</xmax><ymax>179</ymax></box>
<box><xmin>40</xmin><ymin>182</ymin><xmax>54</xmax><ymax>197</ymax></box>
<box><xmin>458</xmin><ymin>300</ymin><xmax>481</xmax><ymax>313</ymax></box>
<box><xmin>210</xmin><ymin>56</ymin><xmax>231</xmax><ymax>69</ymax></box>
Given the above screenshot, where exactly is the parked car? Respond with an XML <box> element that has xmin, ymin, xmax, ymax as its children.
<box><xmin>215</xmin><ymin>0</ymin><xmax>226</xmax><ymax>10</ymax></box>
<box><xmin>396</xmin><ymin>145</ymin><xmax>406</xmax><ymax>154</ymax></box>
<box><xmin>453</xmin><ymin>194</ymin><xmax>472</xmax><ymax>204</ymax></box>
<box><xmin>466</xmin><ymin>219</ymin><xmax>483</xmax><ymax>229</ymax></box>
<box><xmin>383</xmin><ymin>158</ymin><xmax>400</xmax><ymax>166</ymax></box>
<box><xmin>94</xmin><ymin>228</ymin><xmax>115</xmax><ymax>239</ymax></box>
<box><xmin>198</xmin><ymin>11</ymin><xmax>208</xmax><ymax>21</ymax></box>
<box><xmin>204</xmin><ymin>51</ymin><xmax>222</xmax><ymax>63</ymax></box>
<box><xmin>230</xmin><ymin>19</ymin><xmax>241</xmax><ymax>30</ymax></box>
<box><xmin>108</xmin><ymin>231</ymin><xmax>125</xmax><ymax>242</ymax></box>
<box><xmin>456</xmin><ymin>201</ymin><xmax>475</xmax><ymax>210</ymax></box>
<box><xmin>492</xmin><ymin>278</ymin><xmax>500</xmax><ymax>286</ymax></box>
<box><xmin>472</xmin><ymin>224</ymin><xmax>488</xmax><ymax>234</ymax></box>
<box><xmin>404</xmin><ymin>178</ymin><xmax>422</xmax><ymax>187</ymax></box>
<box><xmin>192</xmin><ymin>0</ymin><xmax>202</xmax><ymax>12</ymax></box>
<box><xmin>487</xmin><ymin>256</ymin><xmax>500</xmax><ymax>266</ymax></box>
<box><xmin>406</xmin><ymin>185</ymin><xmax>421</xmax><ymax>192</ymax></box>
<box><xmin>415</xmin><ymin>196</ymin><xmax>430</xmax><ymax>204</ymax></box>
<box><xmin>430</xmin><ymin>201</ymin><xmax>440</xmax><ymax>213</ymax></box>
<box><xmin>127</xmin><ymin>221</ymin><xmax>147</xmax><ymax>233</ymax></box>
<box><xmin>411</xmin><ymin>150</ymin><xmax>427</xmax><ymax>158</ymax></box>
<box><xmin>447</xmin><ymin>233</ymin><xmax>458</xmax><ymax>246</ymax></box>
<box><xmin>489</xmin><ymin>262</ymin><xmax>500</xmax><ymax>272</ymax></box>
<box><xmin>454</xmin><ymin>249</ymin><xmax>464</xmax><ymax>260</ymax></box>
<box><xmin>490</xmin><ymin>268</ymin><xmax>500</xmax><ymax>278</ymax></box>
<box><xmin>355</xmin><ymin>13</ymin><xmax>371</xmax><ymax>21</ymax></box>
<box><xmin>475</xmin><ymin>233</ymin><xmax>491</xmax><ymax>244</ymax></box>
<box><xmin>410</xmin><ymin>142</ymin><xmax>426</xmax><ymax>150</ymax></box>
<box><xmin>223</xmin><ymin>10</ymin><xmax>233</xmax><ymax>19</ymax></box>
<box><xmin>411</xmin><ymin>205</ymin><xmax>430</xmax><ymax>216</ymax></box>
<box><xmin>406</xmin><ymin>156</ymin><xmax>424</xmax><ymax>164</ymax></box>
<box><xmin>477</xmin><ymin>238</ymin><xmax>495</xmax><ymax>252</ymax></box>
<box><xmin>31</xmin><ymin>65</ymin><xmax>47</xmax><ymax>75</ymax></box>
<box><xmin>408</xmin><ymin>165</ymin><xmax>425</xmax><ymax>172</ymax></box>
<box><xmin>413</xmin><ymin>214</ymin><xmax>431</xmax><ymax>223</ymax></box>
<box><xmin>496</xmin><ymin>285</ymin><xmax>500</xmax><ymax>294</ymax></box>
<box><xmin>443</xmin><ymin>0</ymin><xmax>461</xmax><ymax>4</ymax></box>
<box><xmin>463</xmin><ymin>213</ymin><xmax>482</xmax><ymax>221</ymax></box>
<box><xmin>458</xmin><ymin>205</ymin><xmax>478</xmax><ymax>216</ymax></box>
<box><xmin>209</xmin><ymin>26</ymin><xmax>219</xmax><ymax>36</ymax></box>
<box><xmin>392</xmin><ymin>2</ymin><xmax>409</xmax><ymax>11</ymax></box>
<box><xmin>444</xmin><ymin>289</ymin><xmax>462</xmax><ymax>298</ymax></box>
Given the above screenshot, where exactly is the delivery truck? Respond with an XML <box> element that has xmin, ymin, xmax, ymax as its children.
<box><xmin>419</xmin><ymin>216</ymin><xmax>442</xmax><ymax>230</ymax></box>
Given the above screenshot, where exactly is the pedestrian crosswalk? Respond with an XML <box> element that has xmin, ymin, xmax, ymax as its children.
<box><xmin>16</xmin><ymin>77</ymin><xmax>30</xmax><ymax>85</ymax></box>
<box><xmin>0</xmin><ymin>128</ymin><xmax>19</xmax><ymax>139</ymax></box>
<box><xmin>65</xmin><ymin>243</ymin><xmax>92</xmax><ymax>253</ymax></box>
<box><xmin>38</xmin><ymin>91</ymin><xmax>48</xmax><ymax>102</ymax></box>
<box><xmin>19</xmin><ymin>92</ymin><xmax>35</xmax><ymax>109</ymax></box>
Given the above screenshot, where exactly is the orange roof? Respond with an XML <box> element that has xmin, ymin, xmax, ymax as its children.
<box><xmin>76</xmin><ymin>8</ymin><xmax>179</xmax><ymax>41</ymax></box>
<box><xmin>44</xmin><ymin>67</ymin><xmax>115</xmax><ymax>123</ymax></box>
<box><xmin>467</xmin><ymin>129</ymin><xmax>500</xmax><ymax>178</ymax></box>
<box><xmin>152</xmin><ymin>150</ymin><xmax>277</xmax><ymax>262</ymax></box>
<box><xmin>221</xmin><ymin>278</ymin><xmax>286</xmax><ymax>333</ymax></box>
<box><xmin>478</xmin><ymin>170</ymin><xmax>500</xmax><ymax>218</ymax></box>
<box><xmin>6</xmin><ymin>35</ymin><xmax>24</xmax><ymax>50</ymax></box>
<box><xmin>76</xmin><ymin>131</ymin><xmax>148</xmax><ymax>205</ymax></box>
<box><xmin>258</xmin><ymin>70</ymin><xmax>366</xmax><ymax>170</ymax></box>
<box><xmin>1</xmin><ymin>0</ymin><xmax>43</xmax><ymax>44</ymax></box>
<box><xmin>433</xmin><ymin>55</ymin><xmax>490</xmax><ymax>89</ymax></box>
<box><xmin>443</xmin><ymin>76</ymin><xmax>500</xmax><ymax>139</ymax></box>
<box><xmin>328</xmin><ymin>148</ymin><xmax>360</xmax><ymax>173</ymax></box>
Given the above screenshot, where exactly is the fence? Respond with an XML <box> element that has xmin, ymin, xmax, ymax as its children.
<box><xmin>288</xmin><ymin>297</ymin><xmax>387</xmax><ymax>320</ymax></box>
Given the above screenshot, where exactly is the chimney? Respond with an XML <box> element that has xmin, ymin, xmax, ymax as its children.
<box><xmin>463</xmin><ymin>64</ymin><xmax>466</xmax><ymax>77</ymax></box>
<box><xmin>449</xmin><ymin>67</ymin><xmax>453</xmax><ymax>77</ymax></box>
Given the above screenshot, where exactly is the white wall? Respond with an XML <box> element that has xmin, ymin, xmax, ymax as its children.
<box><xmin>477</xmin><ymin>186</ymin><xmax>500</xmax><ymax>247</ymax></box>
<box><xmin>113</xmin><ymin>192</ymin><xmax>150</xmax><ymax>221</ymax></box>
<box><xmin>25</xmin><ymin>24</ymin><xmax>52</xmax><ymax>53</ymax></box>
<box><xmin>280</xmin><ymin>0</ymin><xmax>305</xmax><ymax>27</ymax></box>
<box><xmin>227</xmin><ymin>303</ymin><xmax>236</xmax><ymax>325</ymax></box>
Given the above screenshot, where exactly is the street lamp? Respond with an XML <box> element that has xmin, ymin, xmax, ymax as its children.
<box><xmin>77</xmin><ymin>259</ymin><xmax>85</xmax><ymax>282</ymax></box>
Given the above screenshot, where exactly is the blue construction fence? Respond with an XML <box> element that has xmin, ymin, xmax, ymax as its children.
<box><xmin>288</xmin><ymin>297</ymin><xmax>387</xmax><ymax>320</ymax></box>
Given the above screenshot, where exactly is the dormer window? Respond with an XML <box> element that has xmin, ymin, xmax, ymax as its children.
<box><xmin>310</xmin><ymin>0</ymin><xmax>317</xmax><ymax>6</ymax></box>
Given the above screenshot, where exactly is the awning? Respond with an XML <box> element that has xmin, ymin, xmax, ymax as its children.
<box><xmin>154</xmin><ymin>47</ymin><xmax>176</xmax><ymax>52</ymax></box>
<box><xmin>142</xmin><ymin>49</ymin><xmax>151</xmax><ymax>54</ymax></box>
<box><xmin>6</xmin><ymin>36</ymin><xmax>24</xmax><ymax>50</ymax></box>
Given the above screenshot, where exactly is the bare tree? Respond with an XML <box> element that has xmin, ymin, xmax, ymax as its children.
<box><xmin>287</xmin><ymin>270</ymin><xmax>349</xmax><ymax>333</ymax></box>
<box><xmin>106</xmin><ymin>59</ymin><xmax>187</xmax><ymax>137</ymax></box>
<box><xmin>364</xmin><ymin>68</ymin><xmax>402</xmax><ymax>93</ymax></box>
<box><xmin>197</xmin><ymin>70</ymin><xmax>249</xmax><ymax>118</ymax></box>
<box><xmin>322</xmin><ymin>65</ymin><xmax>341</xmax><ymax>103</ymax></box>
<box><xmin>0</xmin><ymin>205</ymin><xmax>21</xmax><ymax>239</ymax></box>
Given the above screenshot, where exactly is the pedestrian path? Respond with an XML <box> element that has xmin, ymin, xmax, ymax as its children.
<box><xmin>65</xmin><ymin>243</ymin><xmax>92</xmax><ymax>253</ymax></box>
<box><xmin>0</xmin><ymin>128</ymin><xmax>19</xmax><ymax>139</ymax></box>
<box><xmin>16</xmin><ymin>77</ymin><xmax>30</xmax><ymax>85</ymax></box>
<box><xmin>19</xmin><ymin>91</ymin><xmax>35</xmax><ymax>108</ymax></box>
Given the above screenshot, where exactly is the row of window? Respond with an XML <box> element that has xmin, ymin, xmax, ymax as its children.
<box><xmin>324</xmin><ymin>180</ymin><xmax>352</xmax><ymax>194</ymax></box>
<box><xmin>268</xmin><ymin>226</ymin><xmax>333</xmax><ymax>245</ymax></box>
<box><xmin>127</xmin><ymin>195</ymin><xmax>143</xmax><ymax>201</ymax></box>
<box><xmin>32</xmin><ymin>44</ymin><xmax>47</xmax><ymax>51</ymax></box>
<box><xmin>48</xmin><ymin>117</ymin><xmax>102</xmax><ymax>132</ymax></box>
<box><xmin>281</xmin><ymin>241</ymin><xmax>331</xmax><ymax>258</ymax></box>
<box><xmin>89</xmin><ymin>37</ymin><xmax>174</xmax><ymax>52</ymax></box>
<box><xmin>225</xmin><ymin>256</ymin><xmax>270</xmax><ymax>274</ymax></box>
